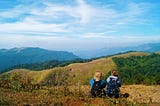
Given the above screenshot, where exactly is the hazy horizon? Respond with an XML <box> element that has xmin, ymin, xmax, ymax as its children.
<box><xmin>0</xmin><ymin>0</ymin><xmax>160</xmax><ymax>51</ymax></box>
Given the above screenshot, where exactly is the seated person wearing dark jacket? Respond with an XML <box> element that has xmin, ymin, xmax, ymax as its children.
<box><xmin>89</xmin><ymin>71</ymin><xmax>106</xmax><ymax>97</ymax></box>
<box><xmin>106</xmin><ymin>70</ymin><xmax>121</xmax><ymax>98</ymax></box>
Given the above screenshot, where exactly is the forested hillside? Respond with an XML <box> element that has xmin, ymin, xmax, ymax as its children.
<box><xmin>1</xmin><ymin>59</ymin><xmax>90</xmax><ymax>74</ymax></box>
<box><xmin>113</xmin><ymin>53</ymin><xmax>160</xmax><ymax>85</ymax></box>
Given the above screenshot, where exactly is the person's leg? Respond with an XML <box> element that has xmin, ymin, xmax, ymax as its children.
<box><xmin>102</xmin><ymin>89</ymin><xmax>106</xmax><ymax>97</ymax></box>
<box><xmin>89</xmin><ymin>90</ymin><xmax>96</xmax><ymax>98</ymax></box>
<box><xmin>114</xmin><ymin>88</ymin><xmax>120</xmax><ymax>98</ymax></box>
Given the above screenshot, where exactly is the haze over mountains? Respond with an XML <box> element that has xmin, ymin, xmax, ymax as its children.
<box><xmin>75</xmin><ymin>43</ymin><xmax>160</xmax><ymax>58</ymax></box>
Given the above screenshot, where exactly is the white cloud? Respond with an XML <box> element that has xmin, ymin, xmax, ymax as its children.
<box><xmin>0</xmin><ymin>22</ymin><xmax>68</xmax><ymax>34</ymax></box>
<box><xmin>115</xmin><ymin>2</ymin><xmax>151</xmax><ymax>24</ymax></box>
<box><xmin>81</xmin><ymin>32</ymin><xmax>108</xmax><ymax>38</ymax></box>
<box><xmin>0</xmin><ymin>0</ymin><xmax>158</xmax><ymax>50</ymax></box>
<box><xmin>76</xmin><ymin>0</ymin><xmax>94</xmax><ymax>24</ymax></box>
<box><xmin>0</xmin><ymin>0</ymin><xmax>152</xmax><ymax>34</ymax></box>
<box><xmin>0</xmin><ymin>0</ymin><xmax>97</xmax><ymax>34</ymax></box>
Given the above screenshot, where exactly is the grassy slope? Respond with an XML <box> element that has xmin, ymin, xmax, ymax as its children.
<box><xmin>157</xmin><ymin>52</ymin><xmax>160</xmax><ymax>54</ymax></box>
<box><xmin>121</xmin><ymin>85</ymin><xmax>160</xmax><ymax>103</ymax></box>
<box><xmin>67</xmin><ymin>52</ymin><xmax>149</xmax><ymax>84</ymax></box>
<box><xmin>67</xmin><ymin>57</ymin><xmax>116</xmax><ymax>84</ymax></box>
<box><xmin>1</xmin><ymin>67</ymin><xmax>69</xmax><ymax>85</ymax></box>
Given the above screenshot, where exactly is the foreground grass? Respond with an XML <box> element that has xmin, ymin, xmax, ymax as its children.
<box><xmin>1</xmin><ymin>85</ymin><xmax>157</xmax><ymax>106</ymax></box>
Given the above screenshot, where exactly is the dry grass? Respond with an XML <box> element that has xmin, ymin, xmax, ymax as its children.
<box><xmin>67</xmin><ymin>57</ymin><xmax>117</xmax><ymax>84</ymax></box>
<box><xmin>121</xmin><ymin>85</ymin><xmax>160</xmax><ymax>104</ymax></box>
<box><xmin>112</xmin><ymin>52</ymin><xmax>150</xmax><ymax>58</ymax></box>
<box><xmin>156</xmin><ymin>52</ymin><xmax>160</xmax><ymax>54</ymax></box>
<box><xmin>1</xmin><ymin>85</ymin><xmax>159</xmax><ymax>106</ymax></box>
<box><xmin>3</xmin><ymin>67</ymin><xmax>69</xmax><ymax>84</ymax></box>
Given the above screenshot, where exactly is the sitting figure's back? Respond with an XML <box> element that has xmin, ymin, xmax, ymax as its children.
<box><xmin>106</xmin><ymin>70</ymin><xmax>121</xmax><ymax>98</ymax></box>
<box><xmin>89</xmin><ymin>71</ymin><xmax>106</xmax><ymax>97</ymax></box>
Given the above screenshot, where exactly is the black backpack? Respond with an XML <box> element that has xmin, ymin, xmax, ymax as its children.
<box><xmin>91</xmin><ymin>80</ymin><xmax>102</xmax><ymax>97</ymax></box>
<box><xmin>107</xmin><ymin>78</ymin><xmax>120</xmax><ymax>98</ymax></box>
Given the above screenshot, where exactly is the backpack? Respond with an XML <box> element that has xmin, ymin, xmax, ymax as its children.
<box><xmin>91</xmin><ymin>80</ymin><xmax>102</xmax><ymax>97</ymax></box>
<box><xmin>107</xmin><ymin>78</ymin><xmax>120</xmax><ymax>98</ymax></box>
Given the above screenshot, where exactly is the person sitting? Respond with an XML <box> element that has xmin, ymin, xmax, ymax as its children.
<box><xmin>106</xmin><ymin>70</ymin><xmax>121</xmax><ymax>98</ymax></box>
<box><xmin>89</xmin><ymin>71</ymin><xmax>106</xmax><ymax>97</ymax></box>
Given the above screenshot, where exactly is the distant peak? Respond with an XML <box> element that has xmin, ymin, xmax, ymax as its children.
<box><xmin>10</xmin><ymin>47</ymin><xmax>27</xmax><ymax>53</ymax></box>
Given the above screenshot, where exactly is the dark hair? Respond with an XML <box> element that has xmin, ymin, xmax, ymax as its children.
<box><xmin>111</xmin><ymin>70</ymin><xmax>118</xmax><ymax>76</ymax></box>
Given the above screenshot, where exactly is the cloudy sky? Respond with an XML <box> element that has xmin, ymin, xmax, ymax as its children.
<box><xmin>0</xmin><ymin>0</ymin><xmax>160</xmax><ymax>51</ymax></box>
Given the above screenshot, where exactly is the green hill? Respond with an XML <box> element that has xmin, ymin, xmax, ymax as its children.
<box><xmin>0</xmin><ymin>67</ymin><xmax>71</xmax><ymax>89</ymax></box>
<box><xmin>113</xmin><ymin>53</ymin><xmax>160</xmax><ymax>84</ymax></box>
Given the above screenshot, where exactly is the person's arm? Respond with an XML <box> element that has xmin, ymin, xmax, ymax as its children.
<box><xmin>117</xmin><ymin>78</ymin><xmax>121</xmax><ymax>87</ymax></box>
<box><xmin>90</xmin><ymin>78</ymin><xmax>95</xmax><ymax>87</ymax></box>
<box><xmin>106</xmin><ymin>76</ymin><xmax>110</xmax><ymax>83</ymax></box>
<box><xmin>101</xmin><ymin>80</ymin><xmax>106</xmax><ymax>89</ymax></box>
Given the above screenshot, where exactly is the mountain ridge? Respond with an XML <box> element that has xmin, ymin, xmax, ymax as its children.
<box><xmin>0</xmin><ymin>47</ymin><xmax>79</xmax><ymax>72</ymax></box>
<box><xmin>74</xmin><ymin>43</ymin><xmax>160</xmax><ymax>58</ymax></box>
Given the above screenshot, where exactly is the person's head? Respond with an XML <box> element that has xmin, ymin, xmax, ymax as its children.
<box><xmin>94</xmin><ymin>71</ymin><xmax>102</xmax><ymax>81</ymax></box>
<box><xmin>111</xmin><ymin>70</ymin><xmax>118</xmax><ymax>76</ymax></box>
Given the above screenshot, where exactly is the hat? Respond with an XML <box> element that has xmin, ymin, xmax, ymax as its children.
<box><xmin>94</xmin><ymin>71</ymin><xmax>102</xmax><ymax>81</ymax></box>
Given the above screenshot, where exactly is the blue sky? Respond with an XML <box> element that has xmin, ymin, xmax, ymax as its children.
<box><xmin>0</xmin><ymin>0</ymin><xmax>160</xmax><ymax>51</ymax></box>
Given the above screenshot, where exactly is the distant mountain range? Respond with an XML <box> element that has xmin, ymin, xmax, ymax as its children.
<box><xmin>0</xmin><ymin>43</ymin><xmax>159</xmax><ymax>72</ymax></box>
<box><xmin>0</xmin><ymin>47</ymin><xmax>79</xmax><ymax>71</ymax></box>
<box><xmin>74</xmin><ymin>43</ymin><xmax>160</xmax><ymax>58</ymax></box>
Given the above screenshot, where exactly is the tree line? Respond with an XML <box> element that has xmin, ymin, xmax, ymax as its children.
<box><xmin>1</xmin><ymin>58</ymin><xmax>91</xmax><ymax>73</ymax></box>
<box><xmin>113</xmin><ymin>53</ymin><xmax>160</xmax><ymax>85</ymax></box>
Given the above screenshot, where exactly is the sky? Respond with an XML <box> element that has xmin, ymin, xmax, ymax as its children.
<box><xmin>0</xmin><ymin>0</ymin><xmax>160</xmax><ymax>51</ymax></box>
